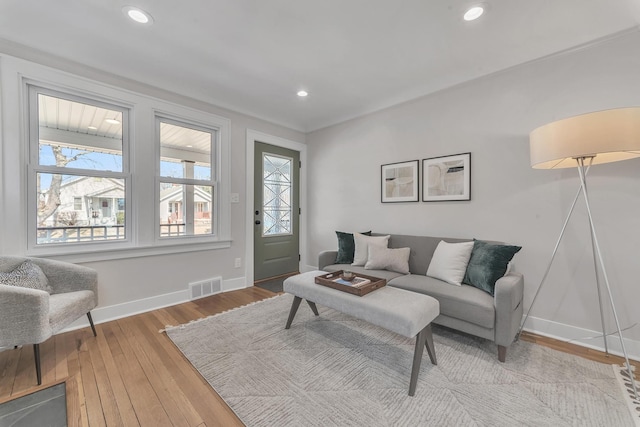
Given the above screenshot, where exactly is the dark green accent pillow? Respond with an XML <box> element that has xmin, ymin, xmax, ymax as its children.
<box><xmin>462</xmin><ymin>240</ymin><xmax>521</xmax><ymax>296</ymax></box>
<box><xmin>335</xmin><ymin>231</ymin><xmax>371</xmax><ymax>264</ymax></box>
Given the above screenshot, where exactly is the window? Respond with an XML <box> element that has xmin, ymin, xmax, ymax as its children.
<box><xmin>158</xmin><ymin>118</ymin><xmax>216</xmax><ymax>238</ymax></box>
<box><xmin>29</xmin><ymin>87</ymin><xmax>128</xmax><ymax>246</ymax></box>
<box><xmin>17</xmin><ymin>70</ymin><xmax>231</xmax><ymax>259</ymax></box>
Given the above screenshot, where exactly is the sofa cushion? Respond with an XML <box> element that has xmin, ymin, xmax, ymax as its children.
<box><xmin>376</xmin><ymin>234</ymin><xmax>471</xmax><ymax>275</ymax></box>
<box><xmin>388</xmin><ymin>274</ymin><xmax>495</xmax><ymax>329</ymax></box>
<box><xmin>323</xmin><ymin>264</ymin><xmax>406</xmax><ymax>281</ymax></box>
<box><xmin>335</xmin><ymin>231</ymin><xmax>371</xmax><ymax>264</ymax></box>
<box><xmin>463</xmin><ymin>240</ymin><xmax>522</xmax><ymax>295</ymax></box>
<box><xmin>426</xmin><ymin>241</ymin><xmax>474</xmax><ymax>286</ymax></box>
<box><xmin>0</xmin><ymin>261</ymin><xmax>52</xmax><ymax>293</ymax></box>
<box><xmin>365</xmin><ymin>245</ymin><xmax>411</xmax><ymax>274</ymax></box>
<box><xmin>352</xmin><ymin>233</ymin><xmax>390</xmax><ymax>266</ymax></box>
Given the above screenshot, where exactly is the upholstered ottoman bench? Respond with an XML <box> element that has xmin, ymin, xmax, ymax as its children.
<box><xmin>283</xmin><ymin>270</ymin><xmax>440</xmax><ymax>396</ymax></box>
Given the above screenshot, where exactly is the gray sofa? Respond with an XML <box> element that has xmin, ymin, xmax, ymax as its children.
<box><xmin>318</xmin><ymin>233</ymin><xmax>524</xmax><ymax>362</ymax></box>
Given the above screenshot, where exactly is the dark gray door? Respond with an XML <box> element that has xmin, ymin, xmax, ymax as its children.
<box><xmin>254</xmin><ymin>142</ymin><xmax>300</xmax><ymax>281</ymax></box>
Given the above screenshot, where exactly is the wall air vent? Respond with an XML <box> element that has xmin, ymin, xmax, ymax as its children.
<box><xmin>189</xmin><ymin>276</ymin><xmax>222</xmax><ymax>300</ymax></box>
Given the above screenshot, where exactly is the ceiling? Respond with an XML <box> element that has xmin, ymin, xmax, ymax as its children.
<box><xmin>1</xmin><ymin>1</ymin><xmax>639</xmax><ymax>132</ymax></box>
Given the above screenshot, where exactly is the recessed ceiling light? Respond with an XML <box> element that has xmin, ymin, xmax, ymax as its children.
<box><xmin>88</xmin><ymin>126</ymin><xmax>98</xmax><ymax>130</ymax></box>
<box><xmin>105</xmin><ymin>118</ymin><xmax>121</xmax><ymax>125</ymax></box>
<box><xmin>297</xmin><ymin>90</ymin><xmax>308</xmax><ymax>97</ymax></box>
<box><xmin>122</xmin><ymin>6</ymin><xmax>153</xmax><ymax>25</ymax></box>
<box><xmin>463</xmin><ymin>5</ymin><xmax>484</xmax><ymax>21</ymax></box>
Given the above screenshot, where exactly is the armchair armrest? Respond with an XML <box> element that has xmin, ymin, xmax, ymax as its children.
<box><xmin>493</xmin><ymin>272</ymin><xmax>524</xmax><ymax>347</ymax></box>
<box><xmin>318</xmin><ymin>250</ymin><xmax>338</xmax><ymax>270</ymax></box>
<box><xmin>30</xmin><ymin>258</ymin><xmax>98</xmax><ymax>301</ymax></box>
<box><xmin>0</xmin><ymin>286</ymin><xmax>51</xmax><ymax>346</ymax></box>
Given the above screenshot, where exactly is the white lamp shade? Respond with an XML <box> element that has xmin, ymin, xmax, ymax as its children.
<box><xmin>530</xmin><ymin>107</ymin><xmax>640</xmax><ymax>169</ymax></box>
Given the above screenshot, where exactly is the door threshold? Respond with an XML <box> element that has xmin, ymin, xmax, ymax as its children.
<box><xmin>254</xmin><ymin>271</ymin><xmax>299</xmax><ymax>285</ymax></box>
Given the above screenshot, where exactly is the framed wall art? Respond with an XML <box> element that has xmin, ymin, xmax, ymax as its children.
<box><xmin>422</xmin><ymin>153</ymin><xmax>471</xmax><ymax>201</ymax></box>
<box><xmin>381</xmin><ymin>160</ymin><xmax>419</xmax><ymax>203</ymax></box>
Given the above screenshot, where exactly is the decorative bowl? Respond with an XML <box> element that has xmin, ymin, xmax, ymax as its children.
<box><xmin>342</xmin><ymin>271</ymin><xmax>355</xmax><ymax>281</ymax></box>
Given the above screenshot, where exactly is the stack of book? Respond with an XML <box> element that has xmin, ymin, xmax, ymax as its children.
<box><xmin>332</xmin><ymin>276</ymin><xmax>371</xmax><ymax>288</ymax></box>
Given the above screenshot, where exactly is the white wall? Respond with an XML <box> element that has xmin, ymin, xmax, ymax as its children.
<box><xmin>306</xmin><ymin>31</ymin><xmax>640</xmax><ymax>357</ymax></box>
<box><xmin>0</xmin><ymin>46</ymin><xmax>305</xmax><ymax>323</ymax></box>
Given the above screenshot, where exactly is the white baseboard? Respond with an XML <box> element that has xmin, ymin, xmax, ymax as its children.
<box><xmin>523</xmin><ymin>315</ymin><xmax>640</xmax><ymax>362</ymax></box>
<box><xmin>60</xmin><ymin>276</ymin><xmax>249</xmax><ymax>333</ymax></box>
<box><xmin>223</xmin><ymin>276</ymin><xmax>247</xmax><ymax>291</ymax></box>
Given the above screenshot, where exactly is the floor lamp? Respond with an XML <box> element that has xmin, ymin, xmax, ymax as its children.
<box><xmin>518</xmin><ymin>107</ymin><xmax>640</xmax><ymax>400</ymax></box>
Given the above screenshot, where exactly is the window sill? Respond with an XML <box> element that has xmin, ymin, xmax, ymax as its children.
<box><xmin>27</xmin><ymin>239</ymin><xmax>232</xmax><ymax>264</ymax></box>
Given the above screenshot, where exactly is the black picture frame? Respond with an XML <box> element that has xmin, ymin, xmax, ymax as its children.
<box><xmin>422</xmin><ymin>153</ymin><xmax>471</xmax><ymax>201</ymax></box>
<box><xmin>381</xmin><ymin>160</ymin><xmax>419</xmax><ymax>203</ymax></box>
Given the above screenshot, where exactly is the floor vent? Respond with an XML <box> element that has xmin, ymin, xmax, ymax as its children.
<box><xmin>189</xmin><ymin>277</ymin><xmax>222</xmax><ymax>300</ymax></box>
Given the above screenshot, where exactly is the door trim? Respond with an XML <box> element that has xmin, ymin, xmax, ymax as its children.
<box><xmin>245</xmin><ymin>130</ymin><xmax>307</xmax><ymax>286</ymax></box>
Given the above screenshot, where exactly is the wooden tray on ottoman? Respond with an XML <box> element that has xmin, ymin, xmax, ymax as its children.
<box><xmin>314</xmin><ymin>270</ymin><xmax>386</xmax><ymax>296</ymax></box>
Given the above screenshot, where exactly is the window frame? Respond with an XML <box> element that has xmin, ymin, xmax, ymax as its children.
<box><xmin>26</xmin><ymin>84</ymin><xmax>132</xmax><ymax>252</ymax></box>
<box><xmin>155</xmin><ymin>113</ymin><xmax>220</xmax><ymax>243</ymax></box>
<box><xmin>17</xmin><ymin>71</ymin><xmax>232</xmax><ymax>262</ymax></box>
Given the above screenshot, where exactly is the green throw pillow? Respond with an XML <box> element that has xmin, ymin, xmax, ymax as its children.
<box><xmin>462</xmin><ymin>240</ymin><xmax>521</xmax><ymax>295</ymax></box>
<box><xmin>335</xmin><ymin>231</ymin><xmax>371</xmax><ymax>264</ymax></box>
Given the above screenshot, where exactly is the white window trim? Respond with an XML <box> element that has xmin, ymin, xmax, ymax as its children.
<box><xmin>154</xmin><ymin>112</ymin><xmax>221</xmax><ymax>244</ymax></box>
<box><xmin>26</xmin><ymin>84</ymin><xmax>133</xmax><ymax>254</ymax></box>
<box><xmin>0</xmin><ymin>55</ymin><xmax>231</xmax><ymax>262</ymax></box>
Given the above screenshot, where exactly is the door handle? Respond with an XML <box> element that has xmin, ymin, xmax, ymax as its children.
<box><xmin>255</xmin><ymin>220</ymin><xmax>261</xmax><ymax>225</ymax></box>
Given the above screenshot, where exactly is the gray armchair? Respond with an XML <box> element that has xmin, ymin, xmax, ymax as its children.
<box><xmin>0</xmin><ymin>256</ymin><xmax>98</xmax><ymax>385</ymax></box>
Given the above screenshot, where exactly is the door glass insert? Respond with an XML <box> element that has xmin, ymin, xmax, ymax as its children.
<box><xmin>262</xmin><ymin>153</ymin><xmax>292</xmax><ymax>236</ymax></box>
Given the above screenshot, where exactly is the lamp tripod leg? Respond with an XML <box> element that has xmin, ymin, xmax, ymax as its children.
<box><xmin>577</xmin><ymin>160</ymin><xmax>638</xmax><ymax>399</ymax></box>
<box><xmin>517</xmin><ymin>183</ymin><xmax>583</xmax><ymax>339</ymax></box>
<box><xmin>583</xmin><ymin>175</ymin><xmax>609</xmax><ymax>355</ymax></box>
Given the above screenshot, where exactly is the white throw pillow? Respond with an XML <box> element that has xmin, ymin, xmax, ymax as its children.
<box><xmin>0</xmin><ymin>261</ymin><xmax>52</xmax><ymax>293</ymax></box>
<box><xmin>365</xmin><ymin>245</ymin><xmax>411</xmax><ymax>274</ymax></box>
<box><xmin>352</xmin><ymin>233</ymin><xmax>390</xmax><ymax>266</ymax></box>
<box><xmin>426</xmin><ymin>240</ymin><xmax>474</xmax><ymax>286</ymax></box>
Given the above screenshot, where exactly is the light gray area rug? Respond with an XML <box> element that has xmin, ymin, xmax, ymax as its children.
<box><xmin>165</xmin><ymin>294</ymin><xmax>635</xmax><ymax>426</ymax></box>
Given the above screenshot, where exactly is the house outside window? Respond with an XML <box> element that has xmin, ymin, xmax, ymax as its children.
<box><xmin>73</xmin><ymin>197</ymin><xmax>82</xmax><ymax>211</ymax></box>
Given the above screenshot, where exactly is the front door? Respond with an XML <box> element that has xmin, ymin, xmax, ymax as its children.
<box><xmin>254</xmin><ymin>142</ymin><xmax>300</xmax><ymax>281</ymax></box>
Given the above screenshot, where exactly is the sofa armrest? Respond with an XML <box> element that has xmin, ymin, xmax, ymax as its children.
<box><xmin>0</xmin><ymin>286</ymin><xmax>52</xmax><ymax>346</ymax></box>
<box><xmin>30</xmin><ymin>258</ymin><xmax>98</xmax><ymax>301</ymax></box>
<box><xmin>318</xmin><ymin>251</ymin><xmax>338</xmax><ymax>270</ymax></box>
<box><xmin>493</xmin><ymin>272</ymin><xmax>524</xmax><ymax>347</ymax></box>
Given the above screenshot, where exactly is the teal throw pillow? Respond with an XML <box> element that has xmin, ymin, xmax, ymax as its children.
<box><xmin>335</xmin><ymin>231</ymin><xmax>371</xmax><ymax>264</ymax></box>
<box><xmin>462</xmin><ymin>240</ymin><xmax>521</xmax><ymax>295</ymax></box>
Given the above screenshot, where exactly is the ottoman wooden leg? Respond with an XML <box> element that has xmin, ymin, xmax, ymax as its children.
<box><xmin>306</xmin><ymin>300</ymin><xmax>319</xmax><ymax>316</ymax></box>
<box><xmin>409</xmin><ymin>326</ymin><xmax>428</xmax><ymax>396</ymax></box>
<box><xmin>424</xmin><ymin>324</ymin><xmax>437</xmax><ymax>365</ymax></box>
<box><xmin>285</xmin><ymin>296</ymin><xmax>302</xmax><ymax>329</ymax></box>
<box><xmin>409</xmin><ymin>324</ymin><xmax>437</xmax><ymax>396</ymax></box>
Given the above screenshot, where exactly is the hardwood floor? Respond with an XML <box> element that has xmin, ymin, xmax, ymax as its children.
<box><xmin>0</xmin><ymin>286</ymin><xmax>274</xmax><ymax>427</ymax></box>
<box><xmin>1</xmin><ymin>287</ymin><xmax>637</xmax><ymax>426</ymax></box>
